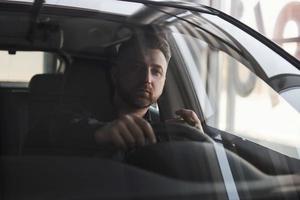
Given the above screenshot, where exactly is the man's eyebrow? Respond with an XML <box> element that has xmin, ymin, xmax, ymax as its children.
<box><xmin>152</xmin><ymin>64</ymin><xmax>163</xmax><ymax>70</ymax></box>
<box><xmin>133</xmin><ymin>60</ymin><xmax>164</xmax><ymax>71</ymax></box>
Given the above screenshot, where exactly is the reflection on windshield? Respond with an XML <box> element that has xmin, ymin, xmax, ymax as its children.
<box><xmin>214</xmin><ymin>53</ymin><xmax>300</xmax><ymax>159</ymax></box>
<box><xmin>203</xmin><ymin>14</ymin><xmax>300</xmax><ymax>77</ymax></box>
<box><xmin>170</xmin><ymin>25</ymin><xmax>300</xmax><ymax>159</ymax></box>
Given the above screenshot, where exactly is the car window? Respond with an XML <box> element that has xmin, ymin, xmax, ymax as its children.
<box><xmin>280</xmin><ymin>88</ymin><xmax>300</xmax><ymax>111</ymax></box>
<box><xmin>0</xmin><ymin>51</ymin><xmax>62</xmax><ymax>87</ymax></box>
<box><xmin>169</xmin><ymin>19</ymin><xmax>300</xmax><ymax>159</ymax></box>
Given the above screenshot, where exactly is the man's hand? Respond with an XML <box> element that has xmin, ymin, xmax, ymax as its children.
<box><xmin>167</xmin><ymin>109</ymin><xmax>202</xmax><ymax>130</ymax></box>
<box><xmin>94</xmin><ymin>114</ymin><xmax>156</xmax><ymax>150</ymax></box>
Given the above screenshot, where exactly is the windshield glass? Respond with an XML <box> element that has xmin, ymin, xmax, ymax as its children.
<box><xmin>1</xmin><ymin>2</ymin><xmax>300</xmax><ymax>199</ymax></box>
<box><xmin>202</xmin><ymin>13</ymin><xmax>300</xmax><ymax>77</ymax></box>
<box><xmin>167</xmin><ymin>12</ymin><xmax>300</xmax><ymax>159</ymax></box>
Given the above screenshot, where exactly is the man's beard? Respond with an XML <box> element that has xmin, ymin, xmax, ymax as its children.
<box><xmin>115</xmin><ymin>82</ymin><xmax>155</xmax><ymax>109</ymax></box>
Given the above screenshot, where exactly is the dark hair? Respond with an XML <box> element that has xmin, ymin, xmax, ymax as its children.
<box><xmin>117</xmin><ymin>27</ymin><xmax>171</xmax><ymax>62</ymax></box>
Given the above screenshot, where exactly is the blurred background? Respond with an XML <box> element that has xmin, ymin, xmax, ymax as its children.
<box><xmin>191</xmin><ymin>0</ymin><xmax>300</xmax><ymax>60</ymax></box>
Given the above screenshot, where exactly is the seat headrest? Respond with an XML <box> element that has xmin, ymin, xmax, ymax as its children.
<box><xmin>29</xmin><ymin>74</ymin><xmax>64</xmax><ymax>96</ymax></box>
<box><xmin>28</xmin><ymin>58</ymin><xmax>115</xmax><ymax>121</ymax></box>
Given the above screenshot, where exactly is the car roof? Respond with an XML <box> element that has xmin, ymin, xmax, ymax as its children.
<box><xmin>0</xmin><ymin>0</ymin><xmax>218</xmax><ymax>57</ymax></box>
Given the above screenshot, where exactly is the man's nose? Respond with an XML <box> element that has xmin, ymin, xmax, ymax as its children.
<box><xmin>143</xmin><ymin>68</ymin><xmax>152</xmax><ymax>83</ymax></box>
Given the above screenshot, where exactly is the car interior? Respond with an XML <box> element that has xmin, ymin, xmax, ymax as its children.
<box><xmin>1</xmin><ymin>1</ymin><xmax>300</xmax><ymax>200</ymax></box>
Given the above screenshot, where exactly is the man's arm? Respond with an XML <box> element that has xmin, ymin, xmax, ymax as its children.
<box><xmin>25</xmin><ymin>106</ymin><xmax>200</xmax><ymax>154</ymax></box>
<box><xmin>94</xmin><ymin>108</ymin><xmax>202</xmax><ymax>149</ymax></box>
<box><xmin>25</xmin><ymin>107</ymin><xmax>157</xmax><ymax>154</ymax></box>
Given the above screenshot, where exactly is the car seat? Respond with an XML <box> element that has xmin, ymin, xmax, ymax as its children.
<box><xmin>25</xmin><ymin>57</ymin><xmax>116</xmax><ymax>154</ymax></box>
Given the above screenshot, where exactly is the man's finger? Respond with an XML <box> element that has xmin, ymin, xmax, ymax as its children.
<box><xmin>116</xmin><ymin>120</ymin><xmax>136</xmax><ymax>148</ymax></box>
<box><xmin>110</xmin><ymin>128</ymin><xmax>127</xmax><ymax>150</ymax></box>
<box><xmin>175</xmin><ymin>108</ymin><xmax>194</xmax><ymax>117</ymax></box>
<box><xmin>121</xmin><ymin>115</ymin><xmax>145</xmax><ymax>146</ymax></box>
<box><xmin>175</xmin><ymin>109</ymin><xmax>201</xmax><ymax>127</ymax></box>
<box><xmin>132</xmin><ymin>115</ymin><xmax>156</xmax><ymax>144</ymax></box>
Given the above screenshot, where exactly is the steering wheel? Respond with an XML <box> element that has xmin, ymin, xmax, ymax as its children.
<box><xmin>150</xmin><ymin>122</ymin><xmax>213</xmax><ymax>143</ymax></box>
<box><xmin>124</xmin><ymin>122</ymin><xmax>215</xmax><ymax>181</ymax></box>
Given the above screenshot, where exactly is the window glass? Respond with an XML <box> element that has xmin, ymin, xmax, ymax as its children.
<box><xmin>0</xmin><ymin>51</ymin><xmax>58</xmax><ymax>84</ymax></box>
<box><xmin>0</xmin><ymin>51</ymin><xmax>43</xmax><ymax>82</ymax></box>
<box><xmin>280</xmin><ymin>88</ymin><xmax>300</xmax><ymax>112</ymax></box>
<box><xmin>171</xmin><ymin>30</ymin><xmax>300</xmax><ymax>159</ymax></box>
<box><xmin>212</xmin><ymin>52</ymin><xmax>300</xmax><ymax>159</ymax></box>
<box><xmin>202</xmin><ymin>14</ymin><xmax>300</xmax><ymax>77</ymax></box>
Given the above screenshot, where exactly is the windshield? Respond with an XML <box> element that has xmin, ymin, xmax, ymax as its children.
<box><xmin>157</xmin><ymin>8</ymin><xmax>300</xmax><ymax>159</ymax></box>
<box><xmin>166</xmin><ymin>11</ymin><xmax>300</xmax><ymax>159</ymax></box>
<box><xmin>1</xmin><ymin>1</ymin><xmax>300</xmax><ymax>199</ymax></box>
<box><xmin>203</xmin><ymin>14</ymin><xmax>300</xmax><ymax>77</ymax></box>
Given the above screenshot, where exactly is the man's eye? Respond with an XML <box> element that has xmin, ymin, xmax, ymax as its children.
<box><xmin>151</xmin><ymin>69</ymin><xmax>162</xmax><ymax>76</ymax></box>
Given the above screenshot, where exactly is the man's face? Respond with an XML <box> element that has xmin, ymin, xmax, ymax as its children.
<box><xmin>113</xmin><ymin>47</ymin><xmax>168</xmax><ymax>109</ymax></box>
